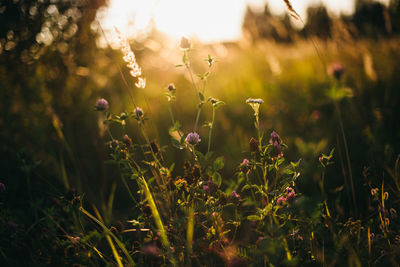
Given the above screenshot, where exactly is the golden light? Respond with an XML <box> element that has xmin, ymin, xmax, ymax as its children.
<box><xmin>98</xmin><ymin>0</ymin><xmax>390</xmax><ymax>45</ymax></box>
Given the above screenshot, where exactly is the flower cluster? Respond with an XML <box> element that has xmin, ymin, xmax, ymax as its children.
<box><xmin>277</xmin><ymin>187</ymin><xmax>296</xmax><ymax>206</ymax></box>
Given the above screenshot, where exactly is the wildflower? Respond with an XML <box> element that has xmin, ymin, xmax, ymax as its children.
<box><xmin>249</xmin><ymin>137</ymin><xmax>259</xmax><ymax>152</ymax></box>
<box><xmin>0</xmin><ymin>182</ymin><xmax>5</xmax><ymax>193</ymax></box>
<box><xmin>134</xmin><ymin>107</ymin><xmax>144</xmax><ymax>118</ymax></box>
<box><xmin>240</xmin><ymin>158</ymin><xmax>250</xmax><ymax>173</ymax></box>
<box><xmin>327</xmin><ymin>62</ymin><xmax>345</xmax><ymax>81</ymax></box>
<box><xmin>180</xmin><ymin>36</ymin><xmax>191</xmax><ymax>49</ymax></box>
<box><xmin>135</xmin><ymin>77</ymin><xmax>146</xmax><ymax>89</ymax></box>
<box><xmin>246</xmin><ymin>98</ymin><xmax>264</xmax><ymax>116</ymax></box>
<box><xmin>277</xmin><ymin>196</ymin><xmax>286</xmax><ymax>205</ymax></box>
<box><xmin>246</xmin><ymin>98</ymin><xmax>264</xmax><ymax>105</ymax></box>
<box><xmin>286</xmin><ymin>189</ymin><xmax>296</xmax><ymax>203</ymax></box>
<box><xmin>123</xmin><ymin>134</ymin><xmax>132</xmax><ymax>147</ymax></box>
<box><xmin>270</xmin><ymin>131</ymin><xmax>283</xmax><ymax>158</ymax></box>
<box><xmin>269</xmin><ymin>131</ymin><xmax>281</xmax><ymax>145</ymax></box>
<box><xmin>167</xmin><ymin>83</ymin><xmax>176</xmax><ymax>92</ymax></box>
<box><xmin>185</xmin><ymin>132</ymin><xmax>201</xmax><ymax>145</ymax></box>
<box><xmin>95</xmin><ymin>98</ymin><xmax>109</xmax><ymax>111</ymax></box>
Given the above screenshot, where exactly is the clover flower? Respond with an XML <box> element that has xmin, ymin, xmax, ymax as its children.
<box><xmin>269</xmin><ymin>131</ymin><xmax>281</xmax><ymax>145</ymax></box>
<box><xmin>241</xmin><ymin>159</ymin><xmax>249</xmax><ymax>166</ymax></box>
<box><xmin>95</xmin><ymin>98</ymin><xmax>109</xmax><ymax>111</ymax></box>
<box><xmin>277</xmin><ymin>196</ymin><xmax>286</xmax><ymax>205</ymax></box>
<box><xmin>327</xmin><ymin>62</ymin><xmax>345</xmax><ymax>81</ymax></box>
<box><xmin>185</xmin><ymin>132</ymin><xmax>201</xmax><ymax>145</ymax></box>
<box><xmin>240</xmin><ymin>158</ymin><xmax>250</xmax><ymax>173</ymax></box>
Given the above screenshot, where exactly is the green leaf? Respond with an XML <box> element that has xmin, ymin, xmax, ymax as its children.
<box><xmin>247</xmin><ymin>215</ymin><xmax>261</xmax><ymax>221</ymax></box>
<box><xmin>198</xmin><ymin>92</ymin><xmax>205</xmax><ymax>102</ymax></box>
<box><xmin>175</xmin><ymin>64</ymin><xmax>184</xmax><ymax>68</ymax></box>
<box><xmin>214</xmin><ymin>156</ymin><xmax>224</xmax><ymax>171</ymax></box>
<box><xmin>212</xmin><ymin>172</ymin><xmax>222</xmax><ymax>186</ymax></box>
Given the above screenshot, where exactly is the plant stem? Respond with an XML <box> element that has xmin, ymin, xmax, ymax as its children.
<box><xmin>141</xmin><ymin>177</ymin><xmax>177</xmax><ymax>266</ymax></box>
<box><xmin>208</xmin><ymin>108</ymin><xmax>216</xmax><ymax>153</ymax></box>
<box><xmin>186</xmin><ymin>204</ymin><xmax>194</xmax><ymax>254</ymax></box>
<box><xmin>334</xmin><ymin>100</ymin><xmax>357</xmax><ymax>216</ymax></box>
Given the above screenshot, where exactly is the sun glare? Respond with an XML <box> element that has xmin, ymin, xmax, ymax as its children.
<box><xmin>99</xmin><ymin>0</ymin><xmax>390</xmax><ymax>45</ymax></box>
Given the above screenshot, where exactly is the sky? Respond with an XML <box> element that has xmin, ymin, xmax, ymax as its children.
<box><xmin>98</xmin><ymin>0</ymin><xmax>390</xmax><ymax>44</ymax></box>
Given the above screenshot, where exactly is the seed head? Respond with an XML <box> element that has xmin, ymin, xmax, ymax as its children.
<box><xmin>135</xmin><ymin>77</ymin><xmax>146</xmax><ymax>89</ymax></box>
<box><xmin>185</xmin><ymin>132</ymin><xmax>201</xmax><ymax>145</ymax></box>
<box><xmin>95</xmin><ymin>98</ymin><xmax>109</xmax><ymax>111</ymax></box>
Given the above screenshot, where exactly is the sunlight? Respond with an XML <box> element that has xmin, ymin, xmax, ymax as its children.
<box><xmin>99</xmin><ymin>0</ymin><xmax>391</xmax><ymax>44</ymax></box>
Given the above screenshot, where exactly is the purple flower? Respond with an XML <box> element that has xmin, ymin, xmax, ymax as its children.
<box><xmin>327</xmin><ymin>62</ymin><xmax>345</xmax><ymax>81</ymax></box>
<box><xmin>240</xmin><ymin>159</ymin><xmax>250</xmax><ymax>173</ymax></box>
<box><xmin>185</xmin><ymin>132</ymin><xmax>201</xmax><ymax>145</ymax></box>
<box><xmin>0</xmin><ymin>182</ymin><xmax>5</xmax><ymax>193</ymax></box>
<box><xmin>286</xmin><ymin>189</ymin><xmax>296</xmax><ymax>203</ymax></box>
<box><xmin>246</xmin><ymin>98</ymin><xmax>264</xmax><ymax>104</ymax></box>
<box><xmin>134</xmin><ymin>107</ymin><xmax>144</xmax><ymax>118</ymax></box>
<box><xmin>95</xmin><ymin>98</ymin><xmax>109</xmax><ymax>111</ymax></box>
<box><xmin>269</xmin><ymin>131</ymin><xmax>281</xmax><ymax>145</ymax></box>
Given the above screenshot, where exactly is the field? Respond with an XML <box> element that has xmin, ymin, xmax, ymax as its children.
<box><xmin>1</xmin><ymin>1</ymin><xmax>400</xmax><ymax>266</ymax></box>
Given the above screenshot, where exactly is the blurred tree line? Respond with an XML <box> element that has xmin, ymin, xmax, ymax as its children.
<box><xmin>243</xmin><ymin>0</ymin><xmax>400</xmax><ymax>42</ymax></box>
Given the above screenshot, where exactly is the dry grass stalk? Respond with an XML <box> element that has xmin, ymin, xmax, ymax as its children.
<box><xmin>282</xmin><ymin>0</ymin><xmax>300</xmax><ymax>20</ymax></box>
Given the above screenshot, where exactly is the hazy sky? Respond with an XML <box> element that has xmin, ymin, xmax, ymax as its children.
<box><xmin>99</xmin><ymin>0</ymin><xmax>390</xmax><ymax>43</ymax></box>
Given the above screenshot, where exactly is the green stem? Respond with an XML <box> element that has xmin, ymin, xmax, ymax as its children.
<box><xmin>186</xmin><ymin>204</ymin><xmax>194</xmax><ymax>254</ymax></box>
<box><xmin>141</xmin><ymin>177</ymin><xmax>177</xmax><ymax>265</ymax></box>
<box><xmin>334</xmin><ymin>100</ymin><xmax>357</xmax><ymax>216</ymax></box>
<box><xmin>208</xmin><ymin>108</ymin><xmax>216</xmax><ymax>153</ymax></box>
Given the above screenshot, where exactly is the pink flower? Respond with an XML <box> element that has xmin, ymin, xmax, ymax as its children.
<box><xmin>277</xmin><ymin>196</ymin><xmax>286</xmax><ymax>205</ymax></box>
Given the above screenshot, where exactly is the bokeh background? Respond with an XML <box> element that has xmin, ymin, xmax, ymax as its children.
<box><xmin>1</xmin><ymin>0</ymin><xmax>399</xmax><ymax>263</ymax></box>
